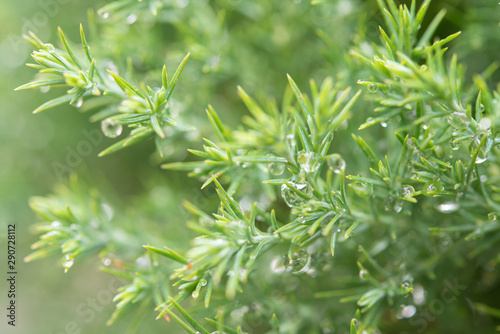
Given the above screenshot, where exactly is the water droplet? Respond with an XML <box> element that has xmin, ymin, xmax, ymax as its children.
<box><xmin>480</xmin><ymin>103</ymin><xmax>485</xmax><ymax>112</ymax></box>
<box><xmin>281</xmin><ymin>182</ymin><xmax>312</xmax><ymax>207</ymax></box>
<box><xmin>200</xmin><ymin>278</ymin><xmax>208</xmax><ymax>286</ymax></box>
<box><xmin>350</xmin><ymin>181</ymin><xmax>373</xmax><ymax>198</ymax></box>
<box><xmin>328</xmin><ymin>190</ymin><xmax>344</xmax><ymax>210</ymax></box>
<box><xmin>420</xmin><ymin>65</ymin><xmax>428</xmax><ymax>72</ymax></box>
<box><xmin>270</xmin><ymin>255</ymin><xmax>288</xmax><ymax>273</ymax></box>
<box><xmin>206</xmin><ymin>55</ymin><xmax>221</xmax><ymax>71</ymax></box>
<box><xmin>50</xmin><ymin>221</ymin><xmax>62</xmax><ymax>229</ymax></box>
<box><xmin>446</xmin><ymin>112</ymin><xmax>469</xmax><ymax>129</ymax></box>
<box><xmin>488</xmin><ymin>212</ymin><xmax>497</xmax><ymax>221</ymax></box>
<box><xmin>126</xmin><ymin>14</ymin><xmax>137</xmax><ymax>24</ymax></box>
<box><xmin>101</xmin><ymin>203</ymin><xmax>114</xmax><ymax>221</ymax></box>
<box><xmin>422</xmin><ymin>181</ymin><xmax>443</xmax><ymax>197</ymax></box>
<box><xmin>89</xmin><ymin>218</ymin><xmax>99</xmax><ymax>229</ymax></box>
<box><xmin>436</xmin><ymin>202</ymin><xmax>459</xmax><ymax>213</ymax></box>
<box><xmin>44</xmin><ymin>230</ymin><xmax>61</xmax><ymax>238</ymax></box>
<box><xmin>326</xmin><ymin>154</ymin><xmax>345</xmax><ymax>173</ymax></box>
<box><xmin>469</xmin><ymin>134</ymin><xmax>493</xmax><ymax>164</ymax></box>
<box><xmin>449</xmin><ymin>139</ymin><xmax>460</xmax><ymax>151</ymax></box>
<box><xmin>135</xmin><ymin>255</ymin><xmax>150</xmax><ymax>268</ymax></box>
<box><xmin>74</xmin><ymin>98</ymin><xmax>83</xmax><ymax>108</ymax></box>
<box><xmin>413</xmin><ymin>284</ymin><xmax>425</xmax><ymax>305</ymax></box>
<box><xmin>101</xmin><ymin>11</ymin><xmax>110</xmax><ymax>19</ymax></box>
<box><xmin>63</xmin><ymin>254</ymin><xmax>74</xmax><ymax>272</ymax></box>
<box><xmin>212</xmin><ymin>238</ymin><xmax>225</xmax><ymax>246</ymax></box>
<box><xmin>230</xmin><ymin>307</ymin><xmax>248</xmax><ymax>321</ymax></box>
<box><xmin>359</xmin><ymin>269</ymin><xmax>369</xmax><ymax>280</ymax></box>
<box><xmin>480</xmin><ymin>175</ymin><xmax>488</xmax><ymax>182</ymax></box>
<box><xmin>367</xmin><ymin>83</ymin><xmax>379</xmax><ymax>93</ymax></box>
<box><xmin>102</xmin><ymin>258</ymin><xmax>112</xmax><ymax>266</ymax></box>
<box><xmin>268</xmin><ymin>162</ymin><xmax>285</xmax><ymax>176</ymax></box>
<box><xmin>44</xmin><ymin>43</ymin><xmax>55</xmax><ymax>52</ymax></box>
<box><xmin>479</xmin><ymin>117</ymin><xmax>492</xmax><ymax>131</ymax></box>
<box><xmin>288</xmin><ymin>250</ymin><xmax>311</xmax><ymax>274</ymax></box>
<box><xmin>298</xmin><ymin>151</ymin><xmax>321</xmax><ymax>173</ymax></box>
<box><xmin>101</xmin><ymin>118</ymin><xmax>123</xmax><ymax>138</ymax></box>
<box><xmin>399</xmin><ymin>305</ymin><xmax>416</xmax><ymax>318</ymax></box>
<box><xmin>239</xmin><ymin>268</ymin><xmax>248</xmax><ymax>280</ymax></box>
<box><xmin>411</xmin><ymin>173</ymin><xmax>419</xmax><ymax>180</ymax></box>
<box><xmin>399</xmin><ymin>185</ymin><xmax>415</xmax><ymax>199</ymax></box>
<box><xmin>434</xmin><ymin>145</ymin><xmax>444</xmax><ymax>158</ymax></box>
<box><xmin>40</xmin><ymin>86</ymin><xmax>50</xmax><ymax>93</ymax></box>
<box><xmin>286</xmin><ymin>134</ymin><xmax>296</xmax><ymax>150</ymax></box>
<box><xmin>365</xmin><ymin>117</ymin><xmax>375</xmax><ymax>126</ymax></box>
<box><xmin>475</xmin><ymin>156</ymin><xmax>487</xmax><ymax>164</ymax></box>
<box><xmin>380</xmin><ymin>121</ymin><xmax>388</xmax><ymax>128</ymax></box>
<box><xmin>384</xmin><ymin>196</ymin><xmax>403</xmax><ymax>213</ymax></box>
<box><xmin>191</xmin><ymin>290</ymin><xmax>199</xmax><ymax>298</ymax></box>
<box><xmin>306</xmin><ymin>268</ymin><xmax>316</xmax><ymax>277</ymax></box>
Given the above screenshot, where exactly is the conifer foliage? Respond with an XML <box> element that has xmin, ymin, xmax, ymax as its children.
<box><xmin>18</xmin><ymin>0</ymin><xmax>500</xmax><ymax>333</ymax></box>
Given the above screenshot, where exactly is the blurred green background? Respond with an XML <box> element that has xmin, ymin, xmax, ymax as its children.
<box><xmin>0</xmin><ymin>0</ymin><xmax>499</xmax><ymax>333</ymax></box>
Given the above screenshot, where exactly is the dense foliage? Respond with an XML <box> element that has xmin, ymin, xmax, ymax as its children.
<box><xmin>17</xmin><ymin>0</ymin><xmax>500</xmax><ymax>333</ymax></box>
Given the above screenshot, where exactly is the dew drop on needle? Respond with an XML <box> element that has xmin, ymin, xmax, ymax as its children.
<box><xmin>101</xmin><ymin>118</ymin><xmax>123</xmax><ymax>138</ymax></box>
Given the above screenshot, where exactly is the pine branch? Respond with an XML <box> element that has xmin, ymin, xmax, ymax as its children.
<box><xmin>17</xmin><ymin>27</ymin><xmax>190</xmax><ymax>157</ymax></box>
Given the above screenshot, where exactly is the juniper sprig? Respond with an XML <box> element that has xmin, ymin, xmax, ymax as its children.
<box><xmin>18</xmin><ymin>0</ymin><xmax>500</xmax><ymax>333</ymax></box>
